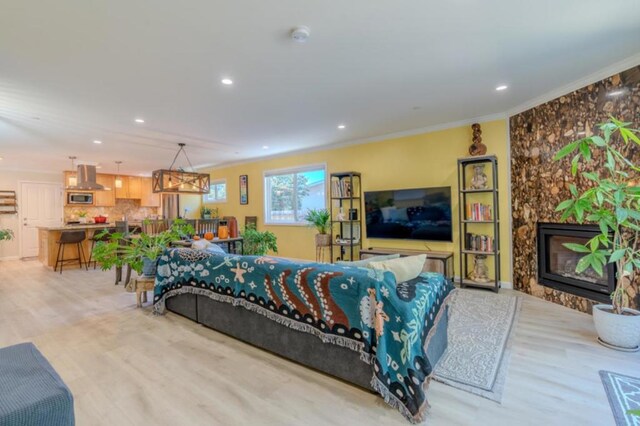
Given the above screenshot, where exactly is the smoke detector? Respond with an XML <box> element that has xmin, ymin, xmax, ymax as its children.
<box><xmin>290</xmin><ymin>26</ymin><xmax>310</xmax><ymax>43</ymax></box>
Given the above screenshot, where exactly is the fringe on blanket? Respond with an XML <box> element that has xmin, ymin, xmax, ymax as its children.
<box><xmin>154</xmin><ymin>286</ymin><xmax>365</xmax><ymax>354</ymax></box>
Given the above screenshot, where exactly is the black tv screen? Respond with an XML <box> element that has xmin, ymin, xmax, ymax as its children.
<box><xmin>364</xmin><ymin>187</ymin><xmax>452</xmax><ymax>242</ymax></box>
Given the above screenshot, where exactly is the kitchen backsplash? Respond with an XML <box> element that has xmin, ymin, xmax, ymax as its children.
<box><xmin>65</xmin><ymin>199</ymin><xmax>160</xmax><ymax>222</ymax></box>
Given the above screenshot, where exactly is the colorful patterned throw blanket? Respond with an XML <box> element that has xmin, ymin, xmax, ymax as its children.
<box><xmin>153</xmin><ymin>248</ymin><xmax>455</xmax><ymax>423</ymax></box>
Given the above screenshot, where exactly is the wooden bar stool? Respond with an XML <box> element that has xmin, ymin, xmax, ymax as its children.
<box><xmin>54</xmin><ymin>230</ymin><xmax>87</xmax><ymax>273</ymax></box>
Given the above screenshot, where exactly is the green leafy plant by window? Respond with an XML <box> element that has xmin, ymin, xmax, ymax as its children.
<box><xmin>92</xmin><ymin>219</ymin><xmax>195</xmax><ymax>275</ymax></box>
<box><xmin>554</xmin><ymin>117</ymin><xmax>640</xmax><ymax>315</ymax></box>
<box><xmin>304</xmin><ymin>208</ymin><xmax>331</xmax><ymax>234</ymax></box>
<box><xmin>0</xmin><ymin>229</ymin><xmax>13</xmax><ymax>241</ymax></box>
<box><xmin>241</xmin><ymin>225</ymin><xmax>278</xmax><ymax>256</ymax></box>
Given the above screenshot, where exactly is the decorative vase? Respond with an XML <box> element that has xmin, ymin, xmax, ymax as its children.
<box><xmin>315</xmin><ymin>233</ymin><xmax>331</xmax><ymax>247</ymax></box>
<box><xmin>142</xmin><ymin>257</ymin><xmax>158</xmax><ymax>277</ymax></box>
<box><xmin>592</xmin><ymin>304</ymin><xmax>640</xmax><ymax>351</ymax></box>
<box><xmin>79</xmin><ymin>217</ymin><xmax>87</xmax><ymax>224</ymax></box>
<box><xmin>218</xmin><ymin>225</ymin><xmax>229</xmax><ymax>239</ymax></box>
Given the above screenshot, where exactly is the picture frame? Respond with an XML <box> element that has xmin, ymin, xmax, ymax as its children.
<box><xmin>239</xmin><ymin>174</ymin><xmax>248</xmax><ymax>205</ymax></box>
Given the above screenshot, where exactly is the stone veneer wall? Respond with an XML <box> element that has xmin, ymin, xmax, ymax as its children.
<box><xmin>510</xmin><ymin>65</ymin><xmax>640</xmax><ymax>313</ymax></box>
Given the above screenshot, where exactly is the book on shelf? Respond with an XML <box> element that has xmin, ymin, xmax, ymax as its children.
<box><xmin>331</xmin><ymin>177</ymin><xmax>359</xmax><ymax>198</ymax></box>
<box><xmin>465</xmin><ymin>202</ymin><xmax>492</xmax><ymax>221</ymax></box>
<box><xmin>465</xmin><ymin>233</ymin><xmax>494</xmax><ymax>252</ymax></box>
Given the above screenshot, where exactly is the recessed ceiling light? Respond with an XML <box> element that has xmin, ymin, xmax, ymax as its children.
<box><xmin>135</xmin><ymin>118</ymin><xmax>145</xmax><ymax>123</ymax></box>
<box><xmin>495</xmin><ymin>85</ymin><xmax>508</xmax><ymax>91</ymax></box>
<box><xmin>262</xmin><ymin>145</ymin><xmax>269</xmax><ymax>150</ymax></box>
<box><xmin>96</xmin><ymin>165</ymin><xmax>102</xmax><ymax>169</ymax></box>
<box><xmin>221</xmin><ymin>78</ymin><xmax>233</xmax><ymax>85</ymax></box>
<box><xmin>93</xmin><ymin>140</ymin><xmax>102</xmax><ymax>144</ymax></box>
<box><xmin>0</xmin><ymin>157</ymin><xmax>3</xmax><ymax>160</ymax></box>
<box><xmin>607</xmin><ymin>90</ymin><xmax>625</xmax><ymax>97</ymax></box>
<box><xmin>338</xmin><ymin>124</ymin><xmax>346</xmax><ymax>129</ymax></box>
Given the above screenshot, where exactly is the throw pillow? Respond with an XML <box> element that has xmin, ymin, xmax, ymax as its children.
<box><xmin>336</xmin><ymin>253</ymin><xmax>400</xmax><ymax>267</ymax></box>
<box><xmin>367</xmin><ymin>254</ymin><xmax>427</xmax><ymax>283</ymax></box>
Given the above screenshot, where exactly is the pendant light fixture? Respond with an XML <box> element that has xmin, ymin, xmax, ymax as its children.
<box><xmin>67</xmin><ymin>156</ymin><xmax>78</xmax><ymax>187</ymax></box>
<box><xmin>152</xmin><ymin>143</ymin><xmax>210</xmax><ymax>194</ymax></box>
<box><xmin>115</xmin><ymin>161</ymin><xmax>123</xmax><ymax>189</ymax></box>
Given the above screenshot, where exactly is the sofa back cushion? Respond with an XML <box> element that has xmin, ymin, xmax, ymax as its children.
<box><xmin>367</xmin><ymin>254</ymin><xmax>427</xmax><ymax>283</ymax></box>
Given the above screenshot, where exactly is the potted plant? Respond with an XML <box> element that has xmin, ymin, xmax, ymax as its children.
<box><xmin>201</xmin><ymin>206</ymin><xmax>212</xmax><ymax>219</ymax></box>
<box><xmin>0</xmin><ymin>229</ymin><xmax>13</xmax><ymax>242</ymax></box>
<box><xmin>241</xmin><ymin>225</ymin><xmax>278</xmax><ymax>256</ymax></box>
<box><xmin>92</xmin><ymin>219</ymin><xmax>195</xmax><ymax>277</ymax></box>
<box><xmin>304</xmin><ymin>208</ymin><xmax>331</xmax><ymax>247</ymax></box>
<box><xmin>77</xmin><ymin>210</ymin><xmax>89</xmax><ymax>224</ymax></box>
<box><xmin>554</xmin><ymin>117</ymin><xmax>640</xmax><ymax>351</ymax></box>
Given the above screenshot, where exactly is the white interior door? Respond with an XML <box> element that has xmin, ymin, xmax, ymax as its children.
<box><xmin>20</xmin><ymin>182</ymin><xmax>63</xmax><ymax>258</ymax></box>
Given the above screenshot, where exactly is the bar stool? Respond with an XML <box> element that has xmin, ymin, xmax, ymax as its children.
<box><xmin>88</xmin><ymin>229</ymin><xmax>112</xmax><ymax>269</ymax></box>
<box><xmin>54</xmin><ymin>230</ymin><xmax>87</xmax><ymax>273</ymax></box>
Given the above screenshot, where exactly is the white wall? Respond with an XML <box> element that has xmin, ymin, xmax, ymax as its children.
<box><xmin>0</xmin><ymin>170</ymin><xmax>63</xmax><ymax>259</ymax></box>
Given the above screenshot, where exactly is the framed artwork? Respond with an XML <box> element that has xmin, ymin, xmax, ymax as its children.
<box><xmin>239</xmin><ymin>175</ymin><xmax>248</xmax><ymax>205</ymax></box>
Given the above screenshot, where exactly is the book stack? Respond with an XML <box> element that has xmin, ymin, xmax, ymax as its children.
<box><xmin>331</xmin><ymin>178</ymin><xmax>358</xmax><ymax>198</ymax></box>
<box><xmin>466</xmin><ymin>233</ymin><xmax>495</xmax><ymax>252</ymax></box>
<box><xmin>466</xmin><ymin>202</ymin><xmax>492</xmax><ymax>221</ymax></box>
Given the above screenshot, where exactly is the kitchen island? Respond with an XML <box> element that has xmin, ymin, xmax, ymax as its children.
<box><xmin>38</xmin><ymin>224</ymin><xmax>116</xmax><ymax>270</ymax></box>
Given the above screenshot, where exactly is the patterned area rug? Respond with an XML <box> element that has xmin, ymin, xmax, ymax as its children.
<box><xmin>600</xmin><ymin>371</ymin><xmax>640</xmax><ymax>426</ymax></box>
<box><xmin>433</xmin><ymin>289</ymin><xmax>521</xmax><ymax>402</ymax></box>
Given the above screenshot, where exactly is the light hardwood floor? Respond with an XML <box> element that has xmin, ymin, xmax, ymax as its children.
<box><xmin>0</xmin><ymin>259</ymin><xmax>637</xmax><ymax>425</ymax></box>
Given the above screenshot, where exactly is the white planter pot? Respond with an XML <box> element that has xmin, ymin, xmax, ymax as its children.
<box><xmin>592</xmin><ymin>304</ymin><xmax>640</xmax><ymax>351</ymax></box>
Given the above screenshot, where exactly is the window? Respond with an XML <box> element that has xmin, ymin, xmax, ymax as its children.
<box><xmin>203</xmin><ymin>179</ymin><xmax>227</xmax><ymax>203</ymax></box>
<box><xmin>264</xmin><ymin>165</ymin><xmax>326</xmax><ymax>224</ymax></box>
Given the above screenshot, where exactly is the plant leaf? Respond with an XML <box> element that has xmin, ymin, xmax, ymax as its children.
<box><xmin>609</xmin><ymin>249</ymin><xmax>626</xmax><ymax>263</ymax></box>
<box><xmin>555</xmin><ymin>199</ymin><xmax>573</xmax><ymax>211</ymax></box>
<box><xmin>553</xmin><ymin>141</ymin><xmax>579</xmax><ymax>160</ymax></box>
<box><xmin>563</xmin><ymin>243</ymin><xmax>590</xmax><ymax>253</ymax></box>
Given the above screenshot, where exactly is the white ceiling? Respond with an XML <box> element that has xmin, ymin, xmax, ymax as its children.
<box><xmin>1</xmin><ymin>0</ymin><xmax>639</xmax><ymax>175</ymax></box>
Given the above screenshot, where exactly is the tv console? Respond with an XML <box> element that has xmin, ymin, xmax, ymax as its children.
<box><xmin>360</xmin><ymin>247</ymin><xmax>453</xmax><ymax>281</ymax></box>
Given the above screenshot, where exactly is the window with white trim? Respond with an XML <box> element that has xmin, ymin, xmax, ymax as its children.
<box><xmin>203</xmin><ymin>179</ymin><xmax>227</xmax><ymax>203</ymax></box>
<box><xmin>264</xmin><ymin>165</ymin><xmax>326</xmax><ymax>224</ymax></box>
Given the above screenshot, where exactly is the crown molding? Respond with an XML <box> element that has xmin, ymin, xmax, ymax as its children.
<box><xmin>506</xmin><ymin>52</ymin><xmax>640</xmax><ymax>117</ymax></box>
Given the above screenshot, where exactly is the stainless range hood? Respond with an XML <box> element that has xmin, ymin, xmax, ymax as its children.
<box><xmin>66</xmin><ymin>164</ymin><xmax>106</xmax><ymax>190</ymax></box>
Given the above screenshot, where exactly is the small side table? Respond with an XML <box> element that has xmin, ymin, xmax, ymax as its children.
<box><xmin>134</xmin><ymin>276</ymin><xmax>155</xmax><ymax>307</ymax></box>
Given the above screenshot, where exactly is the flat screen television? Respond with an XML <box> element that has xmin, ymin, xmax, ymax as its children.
<box><xmin>364</xmin><ymin>186</ymin><xmax>452</xmax><ymax>241</ymax></box>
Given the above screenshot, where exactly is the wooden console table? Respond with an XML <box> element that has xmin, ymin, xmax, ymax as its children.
<box><xmin>360</xmin><ymin>247</ymin><xmax>454</xmax><ymax>280</ymax></box>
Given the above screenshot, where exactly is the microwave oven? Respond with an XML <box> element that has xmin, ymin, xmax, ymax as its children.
<box><xmin>67</xmin><ymin>192</ymin><xmax>93</xmax><ymax>204</ymax></box>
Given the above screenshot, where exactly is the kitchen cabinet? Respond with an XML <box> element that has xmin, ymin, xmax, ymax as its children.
<box><xmin>128</xmin><ymin>177</ymin><xmax>142</xmax><ymax>199</ymax></box>
<box><xmin>115</xmin><ymin>176</ymin><xmax>130</xmax><ymax>199</ymax></box>
<box><xmin>95</xmin><ymin>174</ymin><xmax>116</xmax><ymax>206</ymax></box>
<box><xmin>140</xmin><ymin>178</ymin><xmax>160</xmax><ymax>207</ymax></box>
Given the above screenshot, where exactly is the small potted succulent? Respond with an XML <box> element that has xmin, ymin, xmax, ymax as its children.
<box><xmin>304</xmin><ymin>208</ymin><xmax>332</xmax><ymax>247</ymax></box>
<box><xmin>77</xmin><ymin>210</ymin><xmax>89</xmax><ymax>224</ymax></box>
<box><xmin>554</xmin><ymin>117</ymin><xmax>640</xmax><ymax>351</ymax></box>
<box><xmin>201</xmin><ymin>206</ymin><xmax>212</xmax><ymax>219</ymax></box>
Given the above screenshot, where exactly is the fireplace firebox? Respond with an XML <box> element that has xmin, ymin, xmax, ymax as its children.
<box><xmin>537</xmin><ymin>223</ymin><xmax>615</xmax><ymax>303</ymax></box>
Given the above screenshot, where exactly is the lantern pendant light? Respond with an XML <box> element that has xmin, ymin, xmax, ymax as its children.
<box><xmin>67</xmin><ymin>156</ymin><xmax>78</xmax><ymax>187</ymax></box>
<box><xmin>151</xmin><ymin>143</ymin><xmax>210</xmax><ymax>194</ymax></box>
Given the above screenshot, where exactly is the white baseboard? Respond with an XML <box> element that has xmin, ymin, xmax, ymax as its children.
<box><xmin>0</xmin><ymin>256</ymin><xmax>20</xmax><ymax>261</ymax></box>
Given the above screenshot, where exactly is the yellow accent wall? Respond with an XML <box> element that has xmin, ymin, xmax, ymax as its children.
<box><xmin>185</xmin><ymin>119</ymin><xmax>511</xmax><ymax>282</ymax></box>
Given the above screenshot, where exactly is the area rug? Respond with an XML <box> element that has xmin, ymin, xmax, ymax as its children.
<box><xmin>432</xmin><ymin>289</ymin><xmax>521</xmax><ymax>403</ymax></box>
<box><xmin>600</xmin><ymin>370</ymin><xmax>640</xmax><ymax>426</ymax></box>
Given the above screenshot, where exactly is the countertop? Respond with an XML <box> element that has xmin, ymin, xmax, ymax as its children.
<box><xmin>37</xmin><ymin>223</ymin><xmax>118</xmax><ymax>231</ymax></box>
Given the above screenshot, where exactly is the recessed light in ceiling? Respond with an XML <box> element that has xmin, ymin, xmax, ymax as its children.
<box><xmin>221</xmin><ymin>78</ymin><xmax>233</xmax><ymax>85</ymax></box>
<box><xmin>607</xmin><ymin>89</ymin><xmax>625</xmax><ymax>97</ymax></box>
<box><xmin>495</xmin><ymin>85</ymin><xmax>508</xmax><ymax>91</ymax></box>
<box><xmin>135</xmin><ymin>118</ymin><xmax>145</xmax><ymax>123</ymax></box>
<box><xmin>0</xmin><ymin>157</ymin><xmax>3</xmax><ymax>160</ymax></box>
<box><xmin>338</xmin><ymin>124</ymin><xmax>346</xmax><ymax>129</ymax></box>
<box><xmin>93</xmin><ymin>140</ymin><xmax>102</xmax><ymax>144</ymax></box>
<box><xmin>262</xmin><ymin>145</ymin><xmax>269</xmax><ymax>150</ymax></box>
<box><xmin>96</xmin><ymin>166</ymin><xmax>102</xmax><ymax>169</ymax></box>
<box><xmin>290</xmin><ymin>26</ymin><xmax>311</xmax><ymax>43</ymax></box>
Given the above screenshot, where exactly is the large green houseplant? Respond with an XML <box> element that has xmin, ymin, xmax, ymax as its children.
<box><xmin>0</xmin><ymin>229</ymin><xmax>13</xmax><ymax>242</ymax></box>
<box><xmin>554</xmin><ymin>117</ymin><xmax>640</xmax><ymax>350</ymax></box>
<box><xmin>92</xmin><ymin>219</ymin><xmax>194</xmax><ymax>277</ymax></box>
<box><xmin>241</xmin><ymin>225</ymin><xmax>278</xmax><ymax>256</ymax></box>
<box><xmin>304</xmin><ymin>208</ymin><xmax>331</xmax><ymax>247</ymax></box>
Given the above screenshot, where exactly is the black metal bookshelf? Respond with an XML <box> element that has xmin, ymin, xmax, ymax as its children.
<box><xmin>329</xmin><ymin>172</ymin><xmax>361</xmax><ymax>262</ymax></box>
<box><xmin>457</xmin><ymin>155</ymin><xmax>500</xmax><ymax>292</ymax></box>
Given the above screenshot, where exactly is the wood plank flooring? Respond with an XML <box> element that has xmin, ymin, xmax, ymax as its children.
<box><xmin>0</xmin><ymin>259</ymin><xmax>638</xmax><ymax>425</ymax></box>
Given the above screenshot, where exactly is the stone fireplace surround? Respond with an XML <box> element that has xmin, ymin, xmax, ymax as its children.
<box><xmin>510</xmin><ymin>65</ymin><xmax>640</xmax><ymax>313</ymax></box>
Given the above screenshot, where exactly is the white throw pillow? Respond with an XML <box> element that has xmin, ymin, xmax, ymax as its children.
<box><xmin>367</xmin><ymin>254</ymin><xmax>427</xmax><ymax>283</ymax></box>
